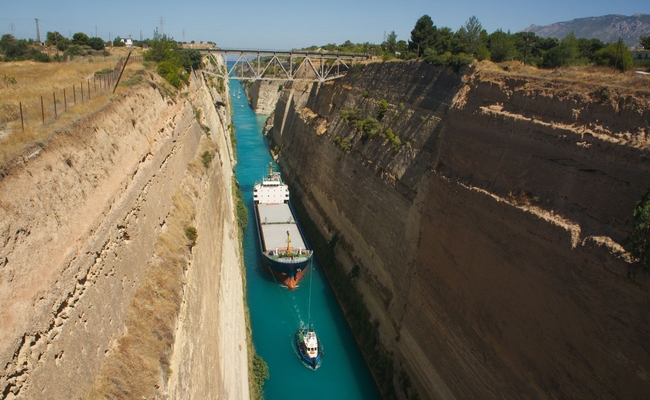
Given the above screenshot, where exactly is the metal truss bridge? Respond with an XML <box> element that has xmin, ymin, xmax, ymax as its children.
<box><xmin>198</xmin><ymin>48</ymin><xmax>370</xmax><ymax>82</ymax></box>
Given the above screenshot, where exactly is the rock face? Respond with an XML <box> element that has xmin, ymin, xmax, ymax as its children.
<box><xmin>271</xmin><ymin>60</ymin><xmax>650</xmax><ymax>399</ymax></box>
<box><xmin>0</xmin><ymin>67</ymin><xmax>248</xmax><ymax>398</ymax></box>
<box><xmin>244</xmin><ymin>80</ymin><xmax>285</xmax><ymax>114</ymax></box>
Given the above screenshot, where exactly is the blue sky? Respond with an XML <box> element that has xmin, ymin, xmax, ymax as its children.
<box><xmin>2</xmin><ymin>0</ymin><xmax>648</xmax><ymax>50</ymax></box>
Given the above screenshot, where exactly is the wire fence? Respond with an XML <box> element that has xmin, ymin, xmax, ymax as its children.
<box><xmin>0</xmin><ymin>54</ymin><xmax>143</xmax><ymax>136</ymax></box>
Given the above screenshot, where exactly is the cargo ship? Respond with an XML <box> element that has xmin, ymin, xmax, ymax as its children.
<box><xmin>253</xmin><ymin>163</ymin><xmax>313</xmax><ymax>289</ymax></box>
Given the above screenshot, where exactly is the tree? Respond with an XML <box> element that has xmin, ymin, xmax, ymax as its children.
<box><xmin>640</xmin><ymin>35</ymin><xmax>650</xmax><ymax>50</ymax></box>
<box><xmin>112</xmin><ymin>37</ymin><xmax>126</xmax><ymax>47</ymax></box>
<box><xmin>489</xmin><ymin>30</ymin><xmax>518</xmax><ymax>62</ymax></box>
<box><xmin>458</xmin><ymin>16</ymin><xmax>483</xmax><ymax>56</ymax></box>
<box><xmin>577</xmin><ymin>38</ymin><xmax>605</xmax><ymax>63</ymax></box>
<box><xmin>88</xmin><ymin>37</ymin><xmax>105</xmax><ymax>50</ymax></box>
<box><xmin>179</xmin><ymin>49</ymin><xmax>202</xmax><ymax>72</ymax></box>
<box><xmin>385</xmin><ymin>31</ymin><xmax>397</xmax><ymax>53</ymax></box>
<box><xmin>72</xmin><ymin>32</ymin><xmax>89</xmax><ymax>46</ymax></box>
<box><xmin>395</xmin><ymin>40</ymin><xmax>408</xmax><ymax>56</ymax></box>
<box><xmin>145</xmin><ymin>29</ymin><xmax>178</xmax><ymax>63</ymax></box>
<box><xmin>542</xmin><ymin>32</ymin><xmax>579</xmax><ymax>68</ymax></box>
<box><xmin>45</xmin><ymin>31</ymin><xmax>66</xmax><ymax>46</ymax></box>
<box><xmin>594</xmin><ymin>42</ymin><xmax>634</xmax><ymax>71</ymax></box>
<box><xmin>409</xmin><ymin>15</ymin><xmax>436</xmax><ymax>57</ymax></box>
<box><xmin>0</xmin><ymin>34</ymin><xmax>28</xmax><ymax>59</ymax></box>
<box><xmin>432</xmin><ymin>27</ymin><xmax>456</xmax><ymax>54</ymax></box>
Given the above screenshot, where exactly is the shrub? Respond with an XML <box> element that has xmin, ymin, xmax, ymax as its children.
<box><xmin>94</xmin><ymin>68</ymin><xmax>113</xmax><ymax>78</ymax></box>
<box><xmin>201</xmin><ymin>151</ymin><xmax>212</xmax><ymax>168</ymax></box>
<box><xmin>377</xmin><ymin>99</ymin><xmax>388</xmax><ymax>120</ymax></box>
<box><xmin>3</xmin><ymin>74</ymin><xmax>16</xmax><ymax>87</ymax></box>
<box><xmin>234</xmin><ymin>181</ymin><xmax>248</xmax><ymax>231</ymax></box>
<box><xmin>339</xmin><ymin>108</ymin><xmax>361</xmax><ymax>126</ymax></box>
<box><xmin>252</xmin><ymin>354</ymin><xmax>269</xmax><ymax>396</ymax></box>
<box><xmin>357</xmin><ymin>117</ymin><xmax>381</xmax><ymax>137</ymax></box>
<box><xmin>88</xmin><ymin>37</ymin><xmax>105</xmax><ymax>50</ymax></box>
<box><xmin>339</xmin><ymin>137</ymin><xmax>351</xmax><ymax>151</ymax></box>
<box><xmin>65</xmin><ymin>45</ymin><xmax>82</xmax><ymax>57</ymax></box>
<box><xmin>599</xmin><ymin>86</ymin><xmax>611</xmax><ymax>102</ymax></box>
<box><xmin>184</xmin><ymin>226</ymin><xmax>198</xmax><ymax>245</ymax></box>
<box><xmin>625</xmin><ymin>190</ymin><xmax>650</xmax><ymax>271</ymax></box>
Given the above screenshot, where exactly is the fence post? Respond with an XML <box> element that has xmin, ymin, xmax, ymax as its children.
<box><xmin>41</xmin><ymin>96</ymin><xmax>45</xmax><ymax>124</ymax></box>
<box><xmin>73</xmin><ymin>84</ymin><xmax>76</xmax><ymax>105</ymax></box>
<box><xmin>20</xmin><ymin>102</ymin><xmax>24</xmax><ymax>132</ymax></box>
<box><xmin>113</xmin><ymin>51</ymin><xmax>132</xmax><ymax>93</ymax></box>
<box><xmin>53</xmin><ymin>92</ymin><xmax>57</xmax><ymax>119</ymax></box>
<box><xmin>94</xmin><ymin>77</ymin><xmax>96</xmax><ymax>92</ymax></box>
<box><xmin>64</xmin><ymin>88</ymin><xmax>67</xmax><ymax>111</ymax></box>
<box><xmin>81</xmin><ymin>81</ymin><xmax>84</xmax><ymax>103</ymax></box>
<box><xmin>88</xmin><ymin>79</ymin><xmax>91</xmax><ymax>100</ymax></box>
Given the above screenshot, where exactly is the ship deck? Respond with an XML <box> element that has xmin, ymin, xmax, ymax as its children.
<box><xmin>256</xmin><ymin>203</ymin><xmax>307</xmax><ymax>252</ymax></box>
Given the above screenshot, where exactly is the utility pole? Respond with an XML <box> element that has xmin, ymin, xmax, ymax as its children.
<box><xmin>140</xmin><ymin>30</ymin><xmax>142</xmax><ymax>41</ymax></box>
<box><xmin>109</xmin><ymin>32</ymin><xmax>112</xmax><ymax>47</ymax></box>
<box><xmin>95</xmin><ymin>25</ymin><xmax>97</xmax><ymax>38</ymax></box>
<box><xmin>614</xmin><ymin>37</ymin><xmax>622</xmax><ymax>72</ymax></box>
<box><xmin>35</xmin><ymin>18</ymin><xmax>41</xmax><ymax>43</ymax></box>
<box><xmin>159</xmin><ymin>17</ymin><xmax>164</xmax><ymax>35</ymax></box>
<box><xmin>9</xmin><ymin>23</ymin><xmax>15</xmax><ymax>35</ymax></box>
<box><xmin>183</xmin><ymin>28</ymin><xmax>185</xmax><ymax>43</ymax></box>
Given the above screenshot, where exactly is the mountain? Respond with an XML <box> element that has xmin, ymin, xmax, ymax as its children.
<box><xmin>523</xmin><ymin>14</ymin><xmax>650</xmax><ymax>47</ymax></box>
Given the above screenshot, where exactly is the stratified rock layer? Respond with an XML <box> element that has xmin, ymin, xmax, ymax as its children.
<box><xmin>271</xmin><ymin>60</ymin><xmax>650</xmax><ymax>399</ymax></box>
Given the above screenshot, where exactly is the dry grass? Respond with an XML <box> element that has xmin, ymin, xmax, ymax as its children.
<box><xmin>476</xmin><ymin>60</ymin><xmax>650</xmax><ymax>95</ymax></box>
<box><xmin>0</xmin><ymin>52</ymin><xmax>149</xmax><ymax>170</ymax></box>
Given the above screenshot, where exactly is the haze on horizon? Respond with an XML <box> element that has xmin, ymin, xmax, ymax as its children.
<box><xmin>2</xmin><ymin>0</ymin><xmax>649</xmax><ymax>50</ymax></box>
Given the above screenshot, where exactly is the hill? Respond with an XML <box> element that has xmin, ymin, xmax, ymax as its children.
<box><xmin>524</xmin><ymin>13</ymin><xmax>650</xmax><ymax>47</ymax></box>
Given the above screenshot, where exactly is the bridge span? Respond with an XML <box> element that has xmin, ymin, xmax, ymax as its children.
<box><xmin>198</xmin><ymin>48</ymin><xmax>370</xmax><ymax>82</ymax></box>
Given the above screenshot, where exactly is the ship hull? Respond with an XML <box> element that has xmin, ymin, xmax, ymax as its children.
<box><xmin>263</xmin><ymin>256</ymin><xmax>309</xmax><ymax>289</ymax></box>
<box><xmin>254</xmin><ymin>201</ymin><xmax>312</xmax><ymax>290</ymax></box>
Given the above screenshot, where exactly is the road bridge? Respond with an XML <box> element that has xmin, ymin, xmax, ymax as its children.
<box><xmin>198</xmin><ymin>48</ymin><xmax>370</xmax><ymax>82</ymax></box>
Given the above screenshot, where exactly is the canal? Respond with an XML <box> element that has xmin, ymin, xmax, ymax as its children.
<box><xmin>230</xmin><ymin>80</ymin><xmax>382</xmax><ymax>400</ymax></box>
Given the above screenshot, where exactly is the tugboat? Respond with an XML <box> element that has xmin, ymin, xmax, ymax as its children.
<box><xmin>294</xmin><ymin>257</ymin><xmax>322</xmax><ymax>369</ymax></box>
<box><xmin>295</xmin><ymin>326</ymin><xmax>323</xmax><ymax>370</ymax></box>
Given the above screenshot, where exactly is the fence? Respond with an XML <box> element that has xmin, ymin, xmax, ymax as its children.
<box><xmin>0</xmin><ymin>54</ymin><xmax>143</xmax><ymax>135</ymax></box>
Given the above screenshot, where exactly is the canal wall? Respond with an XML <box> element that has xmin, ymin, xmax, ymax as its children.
<box><xmin>243</xmin><ymin>80</ymin><xmax>285</xmax><ymax>115</ymax></box>
<box><xmin>0</xmin><ymin>63</ymin><xmax>248</xmax><ymax>398</ymax></box>
<box><xmin>270</xmin><ymin>60</ymin><xmax>650</xmax><ymax>399</ymax></box>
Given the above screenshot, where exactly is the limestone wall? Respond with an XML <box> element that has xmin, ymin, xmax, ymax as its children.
<box><xmin>271</xmin><ymin>60</ymin><xmax>650</xmax><ymax>399</ymax></box>
<box><xmin>0</xmin><ymin>65</ymin><xmax>247</xmax><ymax>399</ymax></box>
<box><xmin>244</xmin><ymin>80</ymin><xmax>285</xmax><ymax>115</ymax></box>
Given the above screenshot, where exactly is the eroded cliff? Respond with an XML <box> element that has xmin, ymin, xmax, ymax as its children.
<box><xmin>0</xmin><ymin>65</ymin><xmax>248</xmax><ymax>398</ymax></box>
<box><xmin>271</xmin><ymin>60</ymin><xmax>650</xmax><ymax>399</ymax></box>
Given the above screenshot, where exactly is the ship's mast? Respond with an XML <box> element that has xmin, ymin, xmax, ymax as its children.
<box><xmin>268</xmin><ymin>162</ymin><xmax>273</xmax><ymax>180</ymax></box>
<box><xmin>286</xmin><ymin>230</ymin><xmax>292</xmax><ymax>257</ymax></box>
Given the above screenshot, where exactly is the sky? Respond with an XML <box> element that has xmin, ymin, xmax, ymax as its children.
<box><xmin>1</xmin><ymin>0</ymin><xmax>649</xmax><ymax>50</ymax></box>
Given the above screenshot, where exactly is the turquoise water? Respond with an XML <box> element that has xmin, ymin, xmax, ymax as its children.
<box><xmin>230</xmin><ymin>80</ymin><xmax>382</xmax><ymax>400</ymax></box>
